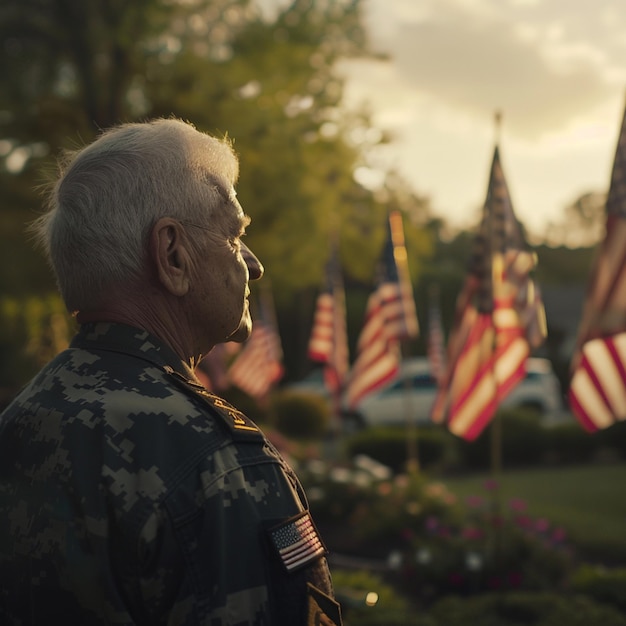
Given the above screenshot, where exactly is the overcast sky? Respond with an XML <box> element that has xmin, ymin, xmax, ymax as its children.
<box><xmin>335</xmin><ymin>0</ymin><xmax>626</xmax><ymax>238</ymax></box>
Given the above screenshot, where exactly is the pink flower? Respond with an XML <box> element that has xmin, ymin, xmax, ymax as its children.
<box><xmin>508</xmin><ymin>498</ymin><xmax>528</xmax><ymax>512</ymax></box>
<box><xmin>425</xmin><ymin>516</ymin><xmax>439</xmax><ymax>532</ymax></box>
<box><xmin>483</xmin><ymin>479</ymin><xmax>499</xmax><ymax>491</ymax></box>
<box><xmin>535</xmin><ymin>518</ymin><xmax>550</xmax><ymax>533</ymax></box>
<box><xmin>465</xmin><ymin>495</ymin><xmax>485</xmax><ymax>508</ymax></box>
<box><xmin>426</xmin><ymin>482</ymin><xmax>446</xmax><ymax>497</ymax></box>
<box><xmin>443</xmin><ymin>493</ymin><xmax>457</xmax><ymax>505</ymax></box>
<box><xmin>462</xmin><ymin>526</ymin><xmax>484</xmax><ymax>541</ymax></box>
<box><xmin>378</xmin><ymin>482</ymin><xmax>392</xmax><ymax>496</ymax></box>
<box><xmin>551</xmin><ymin>527</ymin><xmax>567</xmax><ymax>542</ymax></box>
<box><xmin>514</xmin><ymin>514</ymin><xmax>533</xmax><ymax>529</ymax></box>
<box><xmin>394</xmin><ymin>475</ymin><xmax>410</xmax><ymax>489</ymax></box>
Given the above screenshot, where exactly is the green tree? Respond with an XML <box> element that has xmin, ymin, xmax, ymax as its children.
<box><xmin>543</xmin><ymin>190</ymin><xmax>606</xmax><ymax>248</ymax></box>
<box><xmin>1</xmin><ymin>0</ymin><xmax>418</xmax><ymax>298</ymax></box>
<box><xmin>139</xmin><ymin>0</ymin><xmax>387</xmax><ymax>297</ymax></box>
<box><xmin>533</xmin><ymin>244</ymin><xmax>596</xmax><ymax>286</ymax></box>
<box><xmin>0</xmin><ymin>0</ymin><xmax>438</xmax><ymax>387</ymax></box>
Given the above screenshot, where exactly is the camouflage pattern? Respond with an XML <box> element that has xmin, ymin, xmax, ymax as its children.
<box><xmin>0</xmin><ymin>322</ymin><xmax>340</xmax><ymax>625</ymax></box>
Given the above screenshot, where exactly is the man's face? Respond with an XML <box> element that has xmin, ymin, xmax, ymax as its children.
<box><xmin>187</xmin><ymin>191</ymin><xmax>263</xmax><ymax>349</ymax></box>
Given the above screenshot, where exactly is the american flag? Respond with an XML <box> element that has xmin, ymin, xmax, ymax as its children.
<box><xmin>427</xmin><ymin>286</ymin><xmax>446</xmax><ymax>385</ymax></box>
<box><xmin>345</xmin><ymin>211</ymin><xmax>419</xmax><ymax>409</ymax></box>
<box><xmin>228</xmin><ymin>287</ymin><xmax>284</xmax><ymax>399</ymax></box>
<box><xmin>268</xmin><ymin>511</ymin><xmax>327</xmax><ymax>572</ymax></box>
<box><xmin>569</xmin><ymin>101</ymin><xmax>626</xmax><ymax>431</ymax></box>
<box><xmin>430</xmin><ymin>143</ymin><xmax>547</xmax><ymax>441</ymax></box>
<box><xmin>307</xmin><ymin>239</ymin><xmax>350</xmax><ymax>398</ymax></box>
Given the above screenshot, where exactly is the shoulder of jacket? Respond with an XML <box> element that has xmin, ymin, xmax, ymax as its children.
<box><xmin>162</xmin><ymin>366</ymin><xmax>265</xmax><ymax>442</ymax></box>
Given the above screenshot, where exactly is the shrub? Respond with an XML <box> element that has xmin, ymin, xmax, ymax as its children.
<box><xmin>300</xmin><ymin>465</ymin><xmax>462</xmax><ymax>558</ymax></box>
<box><xmin>571</xmin><ymin>565</ymin><xmax>626</xmax><ymax>614</ymax></box>
<box><xmin>429</xmin><ymin>592</ymin><xmax>626</xmax><ymax>625</ymax></box>
<box><xmin>456</xmin><ymin>409</ymin><xmax>545</xmax><ymax>470</ymax></box>
<box><xmin>596</xmin><ymin>421</ymin><xmax>626</xmax><ymax>460</ymax></box>
<box><xmin>219</xmin><ymin>386</ymin><xmax>271</xmax><ymax>425</ymax></box>
<box><xmin>271</xmin><ymin>390</ymin><xmax>330</xmax><ymax>440</ymax></box>
<box><xmin>542</xmin><ymin>423</ymin><xmax>597</xmax><ymax>464</ymax></box>
<box><xmin>303</xmin><ymin>460</ymin><xmax>573</xmax><ymax>599</ymax></box>
<box><xmin>344</xmin><ymin>426</ymin><xmax>451</xmax><ymax>473</ymax></box>
<box><xmin>332</xmin><ymin>569</ymin><xmax>435</xmax><ymax>626</ymax></box>
<box><xmin>400</xmin><ymin>486</ymin><xmax>574</xmax><ymax>601</ymax></box>
<box><xmin>0</xmin><ymin>294</ymin><xmax>73</xmax><ymax>405</ymax></box>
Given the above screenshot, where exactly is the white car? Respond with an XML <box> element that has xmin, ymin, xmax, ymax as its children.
<box><xmin>348</xmin><ymin>357</ymin><xmax>562</xmax><ymax>430</ymax></box>
<box><xmin>287</xmin><ymin>357</ymin><xmax>562</xmax><ymax>431</ymax></box>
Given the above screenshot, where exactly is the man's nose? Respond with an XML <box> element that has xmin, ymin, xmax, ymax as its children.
<box><xmin>241</xmin><ymin>242</ymin><xmax>264</xmax><ymax>280</ymax></box>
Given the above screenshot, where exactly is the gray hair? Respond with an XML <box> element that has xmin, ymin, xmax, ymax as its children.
<box><xmin>31</xmin><ymin>118</ymin><xmax>239</xmax><ymax>313</ymax></box>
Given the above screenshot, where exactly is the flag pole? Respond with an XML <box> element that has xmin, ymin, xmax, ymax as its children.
<box><xmin>490</xmin><ymin>110</ymin><xmax>504</xmax><ymax>570</ymax></box>
<box><xmin>491</xmin><ymin>111</ymin><xmax>503</xmax><ymax>482</ymax></box>
<box><xmin>329</xmin><ymin>230</ymin><xmax>345</xmax><ymax>442</ymax></box>
<box><xmin>345</xmin><ymin>211</ymin><xmax>419</xmax><ymax>471</ymax></box>
<box><xmin>389</xmin><ymin>211</ymin><xmax>420</xmax><ymax>474</ymax></box>
<box><xmin>401</xmin><ymin>340</ymin><xmax>419</xmax><ymax>474</ymax></box>
<box><xmin>427</xmin><ymin>283</ymin><xmax>446</xmax><ymax>384</ymax></box>
<box><xmin>307</xmin><ymin>230</ymin><xmax>350</xmax><ymax>457</ymax></box>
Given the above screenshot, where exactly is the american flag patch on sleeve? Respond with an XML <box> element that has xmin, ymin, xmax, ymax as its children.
<box><xmin>268</xmin><ymin>511</ymin><xmax>327</xmax><ymax>573</ymax></box>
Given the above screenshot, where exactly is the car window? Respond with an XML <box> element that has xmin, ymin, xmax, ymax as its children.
<box><xmin>384</xmin><ymin>380</ymin><xmax>405</xmax><ymax>393</ymax></box>
<box><xmin>385</xmin><ymin>374</ymin><xmax>437</xmax><ymax>393</ymax></box>
<box><xmin>524</xmin><ymin>372</ymin><xmax>543</xmax><ymax>381</ymax></box>
<box><xmin>412</xmin><ymin>374</ymin><xmax>437</xmax><ymax>389</ymax></box>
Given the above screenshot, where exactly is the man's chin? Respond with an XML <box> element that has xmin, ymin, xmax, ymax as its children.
<box><xmin>226</xmin><ymin>318</ymin><xmax>252</xmax><ymax>343</ymax></box>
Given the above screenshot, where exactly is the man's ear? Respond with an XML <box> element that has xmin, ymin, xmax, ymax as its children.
<box><xmin>151</xmin><ymin>218</ymin><xmax>191</xmax><ymax>296</ymax></box>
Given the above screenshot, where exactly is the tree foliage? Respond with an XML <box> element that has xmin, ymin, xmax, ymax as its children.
<box><xmin>0</xmin><ymin>0</ymin><xmax>438</xmax><ymax>303</ymax></box>
<box><xmin>0</xmin><ymin>0</ymin><xmax>442</xmax><ymax>386</ymax></box>
<box><xmin>542</xmin><ymin>191</ymin><xmax>606</xmax><ymax>248</ymax></box>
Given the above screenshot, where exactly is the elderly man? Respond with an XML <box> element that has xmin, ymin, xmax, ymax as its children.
<box><xmin>0</xmin><ymin>119</ymin><xmax>341</xmax><ymax>626</ymax></box>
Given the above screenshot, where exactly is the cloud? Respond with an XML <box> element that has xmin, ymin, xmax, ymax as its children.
<box><xmin>337</xmin><ymin>60</ymin><xmax>425</xmax><ymax>127</ymax></box>
<box><xmin>337</xmin><ymin>0</ymin><xmax>626</xmax><ymax>235</ymax></box>
<box><xmin>359</xmin><ymin>0</ymin><xmax>622</xmax><ymax>139</ymax></box>
<box><xmin>394</xmin><ymin>20</ymin><xmax>612</xmax><ymax>137</ymax></box>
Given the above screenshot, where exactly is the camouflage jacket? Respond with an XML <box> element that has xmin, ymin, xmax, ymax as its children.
<box><xmin>0</xmin><ymin>322</ymin><xmax>341</xmax><ymax>626</ymax></box>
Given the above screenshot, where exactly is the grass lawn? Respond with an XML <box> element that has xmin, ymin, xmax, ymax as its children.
<box><xmin>440</xmin><ymin>462</ymin><xmax>626</xmax><ymax>564</ymax></box>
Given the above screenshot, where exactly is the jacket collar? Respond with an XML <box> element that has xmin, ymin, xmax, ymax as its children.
<box><xmin>71</xmin><ymin>322</ymin><xmax>194</xmax><ymax>380</ymax></box>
